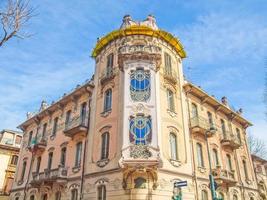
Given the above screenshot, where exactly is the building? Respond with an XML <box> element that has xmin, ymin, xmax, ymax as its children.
<box><xmin>0</xmin><ymin>130</ymin><xmax>22</xmax><ymax>198</ymax></box>
<box><xmin>252</xmin><ymin>155</ymin><xmax>267</xmax><ymax>199</ymax></box>
<box><xmin>10</xmin><ymin>15</ymin><xmax>260</xmax><ymax>200</ymax></box>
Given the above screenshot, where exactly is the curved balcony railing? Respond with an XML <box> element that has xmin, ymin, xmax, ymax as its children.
<box><xmin>220</xmin><ymin>132</ymin><xmax>241</xmax><ymax>149</ymax></box>
<box><xmin>64</xmin><ymin>115</ymin><xmax>89</xmax><ymax>138</ymax></box>
<box><xmin>212</xmin><ymin>167</ymin><xmax>236</xmax><ymax>187</ymax></box>
<box><xmin>100</xmin><ymin>68</ymin><xmax>117</xmax><ymax>85</ymax></box>
<box><xmin>190</xmin><ymin>116</ymin><xmax>217</xmax><ymax>137</ymax></box>
<box><xmin>28</xmin><ymin>135</ymin><xmax>47</xmax><ymax>153</ymax></box>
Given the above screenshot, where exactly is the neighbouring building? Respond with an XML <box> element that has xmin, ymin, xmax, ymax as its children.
<box><xmin>252</xmin><ymin>155</ymin><xmax>267</xmax><ymax>200</ymax></box>
<box><xmin>10</xmin><ymin>15</ymin><xmax>261</xmax><ymax>200</ymax></box>
<box><xmin>0</xmin><ymin>130</ymin><xmax>22</xmax><ymax>198</ymax></box>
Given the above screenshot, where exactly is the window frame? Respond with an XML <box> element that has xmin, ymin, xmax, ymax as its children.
<box><xmin>101</xmin><ymin>132</ymin><xmax>110</xmax><ymax>160</ymax></box>
<box><xmin>169</xmin><ymin>132</ymin><xmax>178</xmax><ymax>160</ymax></box>
<box><xmin>60</xmin><ymin>147</ymin><xmax>67</xmax><ymax>167</ymax></box>
<box><xmin>52</xmin><ymin>117</ymin><xmax>59</xmax><ymax>136</ymax></box>
<box><xmin>97</xmin><ymin>185</ymin><xmax>106</xmax><ymax>200</ymax></box>
<box><xmin>103</xmin><ymin>89</ymin><xmax>112</xmax><ymax>112</ymax></box>
<box><xmin>167</xmin><ymin>89</ymin><xmax>175</xmax><ymax>112</ymax></box>
<box><xmin>196</xmin><ymin>143</ymin><xmax>204</xmax><ymax>167</ymax></box>
<box><xmin>75</xmin><ymin>142</ymin><xmax>82</xmax><ymax>167</ymax></box>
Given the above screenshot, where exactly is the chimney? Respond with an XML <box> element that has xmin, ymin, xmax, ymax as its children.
<box><xmin>147</xmin><ymin>14</ymin><xmax>156</xmax><ymax>23</ymax></box>
<box><xmin>39</xmin><ymin>100</ymin><xmax>48</xmax><ymax>111</ymax></box>
<box><xmin>123</xmin><ymin>14</ymin><xmax>132</xmax><ymax>23</ymax></box>
<box><xmin>221</xmin><ymin>96</ymin><xmax>228</xmax><ymax>106</ymax></box>
<box><xmin>237</xmin><ymin>108</ymin><xmax>243</xmax><ymax>115</ymax></box>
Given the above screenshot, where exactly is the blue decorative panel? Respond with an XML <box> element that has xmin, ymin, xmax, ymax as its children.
<box><xmin>129</xmin><ymin>116</ymin><xmax>152</xmax><ymax>145</ymax></box>
<box><xmin>130</xmin><ymin>69</ymin><xmax>150</xmax><ymax>102</ymax></box>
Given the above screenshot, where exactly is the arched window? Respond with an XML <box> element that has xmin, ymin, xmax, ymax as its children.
<box><xmin>65</xmin><ymin>110</ymin><xmax>71</xmax><ymax>128</ymax></box>
<box><xmin>42</xmin><ymin>194</ymin><xmax>48</xmax><ymax>200</ymax></box>
<box><xmin>169</xmin><ymin>133</ymin><xmax>178</xmax><ymax>160</ymax></box>
<box><xmin>250</xmin><ymin>198</ymin><xmax>254</xmax><ymax>200</ymax></box>
<box><xmin>15</xmin><ymin>197</ymin><xmax>19</xmax><ymax>200</ymax></box>
<box><xmin>30</xmin><ymin>195</ymin><xmax>35</xmax><ymax>200</ymax></box>
<box><xmin>191</xmin><ymin>103</ymin><xmax>198</xmax><ymax>118</ymax></box>
<box><xmin>134</xmin><ymin>177</ymin><xmax>147</xmax><ymax>188</ymax></box>
<box><xmin>226</xmin><ymin>154</ymin><xmax>232</xmax><ymax>171</ymax></box>
<box><xmin>130</xmin><ymin>69</ymin><xmax>150</xmax><ymax>102</ymax></box>
<box><xmin>101</xmin><ymin>132</ymin><xmax>109</xmax><ymax>160</ymax></box>
<box><xmin>47</xmin><ymin>152</ymin><xmax>53</xmax><ymax>170</ymax></box>
<box><xmin>97</xmin><ymin>185</ymin><xmax>106</xmax><ymax>200</ymax></box>
<box><xmin>71</xmin><ymin>189</ymin><xmax>78</xmax><ymax>200</ymax></box>
<box><xmin>236</xmin><ymin>128</ymin><xmax>241</xmax><ymax>144</ymax></box>
<box><xmin>20</xmin><ymin>161</ymin><xmax>27</xmax><ymax>181</ymax></box>
<box><xmin>243</xmin><ymin>160</ymin><xmax>249</xmax><ymax>180</ymax></box>
<box><xmin>75</xmin><ymin>142</ymin><xmax>82</xmax><ymax>167</ymax></box>
<box><xmin>36</xmin><ymin>156</ymin><xmax>41</xmax><ymax>173</ymax></box>
<box><xmin>220</xmin><ymin>119</ymin><xmax>226</xmax><ymax>137</ymax></box>
<box><xmin>42</xmin><ymin>123</ymin><xmax>47</xmax><ymax>137</ymax></box>
<box><xmin>11</xmin><ymin>155</ymin><xmax>18</xmax><ymax>165</ymax></box>
<box><xmin>80</xmin><ymin>102</ymin><xmax>87</xmax><ymax>125</ymax></box>
<box><xmin>104</xmin><ymin>89</ymin><xmax>112</xmax><ymax>112</ymax></box>
<box><xmin>60</xmin><ymin>147</ymin><xmax>66</xmax><ymax>167</ymax></box>
<box><xmin>28</xmin><ymin>131</ymin><xmax>33</xmax><ymax>146</ymax></box>
<box><xmin>129</xmin><ymin>115</ymin><xmax>152</xmax><ymax>145</ymax></box>
<box><xmin>52</xmin><ymin>117</ymin><xmax>58</xmax><ymax>136</ymax></box>
<box><xmin>55</xmin><ymin>191</ymin><xmax>61</xmax><ymax>200</ymax></box>
<box><xmin>164</xmin><ymin>52</ymin><xmax>172</xmax><ymax>74</ymax></box>
<box><xmin>106</xmin><ymin>53</ymin><xmax>114</xmax><ymax>76</ymax></box>
<box><xmin>212</xmin><ymin>149</ymin><xmax>219</xmax><ymax>167</ymax></box>
<box><xmin>207</xmin><ymin>112</ymin><xmax>213</xmax><ymax>128</ymax></box>
<box><xmin>201</xmin><ymin>190</ymin><xmax>208</xmax><ymax>200</ymax></box>
<box><xmin>167</xmin><ymin>89</ymin><xmax>175</xmax><ymax>111</ymax></box>
<box><xmin>233</xmin><ymin>194</ymin><xmax>238</xmax><ymax>200</ymax></box>
<box><xmin>197</xmin><ymin>143</ymin><xmax>204</xmax><ymax>167</ymax></box>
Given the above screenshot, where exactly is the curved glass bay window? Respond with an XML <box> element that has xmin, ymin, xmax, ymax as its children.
<box><xmin>130</xmin><ymin>69</ymin><xmax>151</xmax><ymax>102</ymax></box>
<box><xmin>129</xmin><ymin>115</ymin><xmax>152</xmax><ymax>145</ymax></box>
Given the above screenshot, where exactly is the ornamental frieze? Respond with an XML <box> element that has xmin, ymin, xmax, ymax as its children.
<box><xmin>118</xmin><ymin>44</ymin><xmax>161</xmax><ymax>54</ymax></box>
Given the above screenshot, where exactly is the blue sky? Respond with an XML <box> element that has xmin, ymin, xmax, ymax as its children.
<box><xmin>0</xmin><ymin>0</ymin><xmax>266</xmax><ymax>143</ymax></box>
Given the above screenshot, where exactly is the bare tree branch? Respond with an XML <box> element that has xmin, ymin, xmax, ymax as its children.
<box><xmin>247</xmin><ymin>132</ymin><xmax>267</xmax><ymax>159</ymax></box>
<box><xmin>0</xmin><ymin>0</ymin><xmax>34</xmax><ymax>47</ymax></box>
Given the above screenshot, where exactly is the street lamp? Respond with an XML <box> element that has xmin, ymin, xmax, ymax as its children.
<box><xmin>205</xmin><ymin>126</ymin><xmax>218</xmax><ymax>200</ymax></box>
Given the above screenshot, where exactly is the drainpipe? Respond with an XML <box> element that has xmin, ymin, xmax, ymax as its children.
<box><xmin>23</xmin><ymin>151</ymin><xmax>34</xmax><ymax>200</ymax></box>
<box><xmin>185</xmin><ymin>89</ymin><xmax>199</xmax><ymax>200</ymax></box>
<box><xmin>80</xmin><ymin>98</ymin><xmax>91</xmax><ymax>200</ymax></box>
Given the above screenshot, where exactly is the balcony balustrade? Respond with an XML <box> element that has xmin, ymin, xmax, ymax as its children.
<box><xmin>163</xmin><ymin>69</ymin><xmax>178</xmax><ymax>84</ymax></box>
<box><xmin>190</xmin><ymin>116</ymin><xmax>216</xmax><ymax>137</ymax></box>
<box><xmin>212</xmin><ymin>167</ymin><xmax>237</xmax><ymax>187</ymax></box>
<box><xmin>100</xmin><ymin>67</ymin><xmax>117</xmax><ymax>85</ymax></box>
<box><xmin>63</xmin><ymin>115</ymin><xmax>88</xmax><ymax>138</ymax></box>
<box><xmin>220</xmin><ymin>132</ymin><xmax>241</xmax><ymax>149</ymax></box>
<box><xmin>28</xmin><ymin>135</ymin><xmax>47</xmax><ymax>153</ymax></box>
<box><xmin>31</xmin><ymin>166</ymin><xmax>68</xmax><ymax>186</ymax></box>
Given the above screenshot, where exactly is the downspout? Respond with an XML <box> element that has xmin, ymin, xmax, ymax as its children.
<box><xmin>80</xmin><ymin>97</ymin><xmax>91</xmax><ymax>200</ymax></box>
<box><xmin>185</xmin><ymin>89</ymin><xmax>199</xmax><ymax>200</ymax></box>
<box><xmin>23</xmin><ymin>151</ymin><xmax>34</xmax><ymax>200</ymax></box>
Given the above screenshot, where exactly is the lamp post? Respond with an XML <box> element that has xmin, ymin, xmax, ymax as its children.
<box><xmin>204</xmin><ymin>126</ymin><xmax>217</xmax><ymax>200</ymax></box>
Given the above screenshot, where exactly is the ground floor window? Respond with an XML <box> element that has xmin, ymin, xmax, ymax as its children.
<box><xmin>98</xmin><ymin>185</ymin><xmax>106</xmax><ymax>200</ymax></box>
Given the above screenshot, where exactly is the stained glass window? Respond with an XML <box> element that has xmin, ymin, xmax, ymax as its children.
<box><xmin>130</xmin><ymin>69</ymin><xmax>150</xmax><ymax>102</ymax></box>
<box><xmin>129</xmin><ymin>116</ymin><xmax>152</xmax><ymax>145</ymax></box>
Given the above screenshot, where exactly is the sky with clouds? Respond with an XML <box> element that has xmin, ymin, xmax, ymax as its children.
<box><xmin>0</xmin><ymin>0</ymin><xmax>266</xmax><ymax>143</ymax></box>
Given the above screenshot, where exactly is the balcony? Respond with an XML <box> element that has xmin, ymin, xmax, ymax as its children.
<box><xmin>100</xmin><ymin>68</ymin><xmax>117</xmax><ymax>85</ymax></box>
<box><xmin>28</xmin><ymin>136</ymin><xmax>47</xmax><ymax>153</ymax></box>
<box><xmin>63</xmin><ymin>115</ymin><xmax>88</xmax><ymax>138</ymax></box>
<box><xmin>163</xmin><ymin>70</ymin><xmax>178</xmax><ymax>84</ymax></box>
<box><xmin>212</xmin><ymin>167</ymin><xmax>237</xmax><ymax>187</ymax></box>
<box><xmin>220</xmin><ymin>132</ymin><xmax>241</xmax><ymax>149</ymax></box>
<box><xmin>31</xmin><ymin>167</ymin><xmax>68</xmax><ymax>187</ymax></box>
<box><xmin>190</xmin><ymin>116</ymin><xmax>216</xmax><ymax>137</ymax></box>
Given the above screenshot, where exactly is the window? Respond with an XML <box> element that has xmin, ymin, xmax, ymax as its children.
<box><xmin>71</xmin><ymin>189</ymin><xmax>78</xmax><ymax>200</ymax></box>
<box><xmin>169</xmin><ymin>133</ymin><xmax>178</xmax><ymax>160</ymax></box>
<box><xmin>65</xmin><ymin>110</ymin><xmax>71</xmax><ymax>128</ymax></box>
<box><xmin>80</xmin><ymin>102</ymin><xmax>87</xmax><ymax>125</ymax></box>
<box><xmin>243</xmin><ymin>160</ymin><xmax>249</xmax><ymax>180</ymax></box>
<box><xmin>212</xmin><ymin>149</ymin><xmax>219</xmax><ymax>167</ymax></box>
<box><xmin>233</xmin><ymin>194</ymin><xmax>238</xmax><ymax>200</ymax></box>
<box><xmin>15</xmin><ymin>197</ymin><xmax>19</xmax><ymax>200</ymax></box>
<box><xmin>103</xmin><ymin>89</ymin><xmax>112</xmax><ymax>112</ymax></box>
<box><xmin>15</xmin><ymin>135</ymin><xmax>22</xmax><ymax>145</ymax></box>
<box><xmin>226</xmin><ymin>154</ymin><xmax>232</xmax><ymax>171</ymax></box>
<box><xmin>20</xmin><ymin>161</ymin><xmax>27</xmax><ymax>181</ymax></box>
<box><xmin>197</xmin><ymin>143</ymin><xmax>204</xmax><ymax>167</ymax></box>
<box><xmin>36</xmin><ymin>156</ymin><xmax>41</xmax><ymax>173</ymax></box>
<box><xmin>191</xmin><ymin>103</ymin><xmax>198</xmax><ymax>118</ymax></box>
<box><xmin>106</xmin><ymin>53</ymin><xmax>114</xmax><ymax>76</ymax></box>
<box><xmin>167</xmin><ymin>89</ymin><xmax>175</xmax><ymax>112</ymax></box>
<box><xmin>97</xmin><ymin>185</ymin><xmax>106</xmax><ymax>200</ymax></box>
<box><xmin>42</xmin><ymin>123</ymin><xmax>47</xmax><ymax>137</ymax></box>
<box><xmin>201</xmin><ymin>190</ymin><xmax>208</xmax><ymax>200</ymax></box>
<box><xmin>164</xmin><ymin>52</ymin><xmax>172</xmax><ymax>75</ymax></box>
<box><xmin>30</xmin><ymin>195</ymin><xmax>35</xmax><ymax>200</ymax></box>
<box><xmin>11</xmin><ymin>155</ymin><xmax>18</xmax><ymax>165</ymax></box>
<box><xmin>28</xmin><ymin>131</ymin><xmax>33</xmax><ymax>146</ymax></box>
<box><xmin>236</xmin><ymin>128</ymin><xmax>241</xmax><ymax>144</ymax></box>
<box><xmin>221</xmin><ymin>119</ymin><xmax>226</xmax><ymax>137</ymax></box>
<box><xmin>42</xmin><ymin>194</ymin><xmax>48</xmax><ymax>200</ymax></box>
<box><xmin>52</xmin><ymin>117</ymin><xmax>58</xmax><ymax>136</ymax></box>
<box><xmin>75</xmin><ymin>142</ymin><xmax>82</xmax><ymax>167</ymax></box>
<box><xmin>207</xmin><ymin>112</ymin><xmax>213</xmax><ymax>127</ymax></box>
<box><xmin>55</xmin><ymin>191</ymin><xmax>61</xmax><ymax>200</ymax></box>
<box><xmin>60</xmin><ymin>147</ymin><xmax>66</xmax><ymax>167</ymax></box>
<box><xmin>48</xmin><ymin>152</ymin><xmax>53</xmax><ymax>170</ymax></box>
<box><xmin>130</xmin><ymin>69</ymin><xmax>151</xmax><ymax>102</ymax></box>
<box><xmin>134</xmin><ymin>177</ymin><xmax>146</xmax><ymax>188</ymax></box>
<box><xmin>129</xmin><ymin>115</ymin><xmax>152</xmax><ymax>145</ymax></box>
<box><xmin>101</xmin><ymin>132</ymin><xmax>109</xmax><ymax>160</ymax></box>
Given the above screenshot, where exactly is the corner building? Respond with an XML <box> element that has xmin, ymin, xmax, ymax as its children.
<box><xmin>10</xmin><ymin>15</ymin><xmax>260</xmax><ymax>200</ymax></box>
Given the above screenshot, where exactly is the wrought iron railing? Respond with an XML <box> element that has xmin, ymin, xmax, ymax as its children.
<box><xmin>32</xmin><ymin>166</ymin><xmax>68</xmax><ymax>182</ymax></box>
<box><xmin>64</xmin><ymin>115</ymin><xmax>88</xmax><ymax>131</ymax></box>
<box><xmin>190</xmin><ymin>116</ymin><xmax>217</xmax><ymax>132</ymax></box>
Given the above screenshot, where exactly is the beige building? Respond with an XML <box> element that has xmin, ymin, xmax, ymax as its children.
<box><xmin>0</xmin><ymin>130</ymin><xmax>22</xmax><ymax>198</ymax></box>
<box><xmin>10</xmin><ymin>15</ymin><xmax>261</xmax><ymax>200</ymax></box>
<box><xmin>252</xmin><ymin>155</ymin><xmax>267</xmax><ymax>200</ymax></box>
